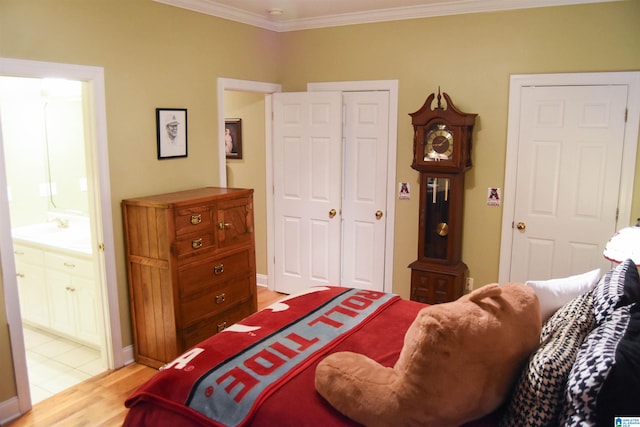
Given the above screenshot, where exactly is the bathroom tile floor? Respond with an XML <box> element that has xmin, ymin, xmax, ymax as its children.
<box><xmin>22</xmin><ymin>326</ymin><xmax>105</xmax><ymax>404</ymax></box>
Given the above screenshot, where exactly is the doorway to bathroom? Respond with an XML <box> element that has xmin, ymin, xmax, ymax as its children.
<box><xmin>0</xmin><ymin>75</ymin><xmax>107</xmax><ymax>404</ymax></box>
<box><xmin>0</xmin><ymin>57</ymin><xmax>123</xmax><ymax>415</ymax></box>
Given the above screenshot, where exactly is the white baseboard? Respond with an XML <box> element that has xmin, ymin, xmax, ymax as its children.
<box><xmin>0</xmin><ymin>397</ymin><xmax>20</xmax><ymax>426</ymax></box>
<box><xmin>121</xmin><ymin>344</ymin><xmax>135</xmax><ymax>366</ymax></box>
<box><xmin>256</xmin><ymin>273</ymin><xmax>268</xmax><ymax>287</ymax></box>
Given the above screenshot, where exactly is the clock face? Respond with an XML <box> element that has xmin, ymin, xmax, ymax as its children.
<box><xmin>424</xmin><ymin>124</ymin><xmax>454</xmax><ymax>161</ymax></box>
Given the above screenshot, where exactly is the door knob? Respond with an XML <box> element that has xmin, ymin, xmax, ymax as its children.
<box><xmin>329</xmin><ymin>209</ymin><xmax>337</xmax><ymax>218</ymax></box>
<box><xmin>516</xmin><ymin>221</ymin><xmax>526</xmax><ymax>231</ymax></box>
<box><xmin>375</xmin><ymin>210</ymin><xmax>384</xmax><ymax>220</ymax></box>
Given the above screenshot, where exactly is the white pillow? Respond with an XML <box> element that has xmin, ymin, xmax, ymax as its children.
<box><xmin>525</xmin><ymin>269</ymin><xmax>601</xmax><ymax>322</ymax></box>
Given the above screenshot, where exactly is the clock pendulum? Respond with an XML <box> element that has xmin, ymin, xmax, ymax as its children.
<box><xmin>436</xmin><ymin>178</ymin><xmax>449</xmax><ymax>238</ymax></box>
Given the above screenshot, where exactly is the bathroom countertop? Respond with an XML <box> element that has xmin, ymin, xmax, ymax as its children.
<box><xmin>12</xmin><ymin>221</ymin><xmax>93</xmax><ymax>256</ymax></box>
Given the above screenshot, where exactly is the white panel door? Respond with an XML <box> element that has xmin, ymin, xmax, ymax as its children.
<box><xmin>341</xmin><ymin>91</ymin><xmax>389</xmax><ymax>290</ymax></box>
<box><xmin>273</xmin><ymin>91</ymin><xmax>342</xmax><ymax>294</ymax></box>
<box><xmin>510</xmin><ymin>85</ymin><xmax>628</xmax><ymax>282</ymax></box>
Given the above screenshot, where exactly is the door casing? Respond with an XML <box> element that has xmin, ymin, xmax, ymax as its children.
<box><xmin>0</xmin><ymin>57</ymin><xmax>123</xmax><ymax>417</ymax></box>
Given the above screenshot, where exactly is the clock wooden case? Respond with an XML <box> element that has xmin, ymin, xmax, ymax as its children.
<box><xmin>409</xmin><ymin>90</ymin><xmax>477</xmax><ymax>304</ymax></box>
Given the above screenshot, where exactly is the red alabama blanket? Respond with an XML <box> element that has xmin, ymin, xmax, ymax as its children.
<box><xmin>125</xmin><ymin>287</ymin><xmax>400</xmax><ymax>426</ymax></box>
<box><xmin>124</xmin><ymin>287</ymin><xmax>500</xmax><ymax>427</ymax></box>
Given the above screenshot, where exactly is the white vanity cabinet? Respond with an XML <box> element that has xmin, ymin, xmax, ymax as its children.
<box><xmin>13</xmin><ymin>242</ymin><xmax>99</xmax><ymax>347</ymax></box>
<box><xmin>14</xmin><ymin>244</ymin><xmax>49</xmax><ymax>326</ymax></box>
<box><xmin>45</xmin><ymin>252</ymin><xmax>100</xmax><ymax>346</ymax></box>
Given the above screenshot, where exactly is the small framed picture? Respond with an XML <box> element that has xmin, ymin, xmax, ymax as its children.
<box><xmin>225</xmin><ymin>118</ymin><xmax>243</xmax><ymax>159</ymax></box>
<box><xmin>156</xmin><ymin>108</ymin><xmax>187</xmax><ymax>159</ymax></box>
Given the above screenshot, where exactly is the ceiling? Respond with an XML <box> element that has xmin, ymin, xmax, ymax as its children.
<box><xmin>153</xmin><ymin>0</ymin><xmax>618</xmax><ymax>32</ymax></box>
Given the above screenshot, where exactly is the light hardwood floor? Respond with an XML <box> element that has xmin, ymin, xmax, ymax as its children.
<box><xmin>5</xmin><ymin>286</ymin><xmax>285</xmax><ymax>427</ymax></box>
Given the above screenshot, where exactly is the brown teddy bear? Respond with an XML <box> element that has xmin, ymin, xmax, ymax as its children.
<box><xmin>315</xmin><ymin>283</ymin><xmax>541</xmax><ymax>427</ymax></box>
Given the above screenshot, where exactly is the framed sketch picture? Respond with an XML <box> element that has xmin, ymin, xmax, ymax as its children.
<box><xmin>157</xmin><ymin>108</ymin><xmax>187</xmax><ymax>159</ymax></box>
<box><xmin>225</xmin><ymin>118</ymin><xmax>243</xmax><ymax>159</ymax></box>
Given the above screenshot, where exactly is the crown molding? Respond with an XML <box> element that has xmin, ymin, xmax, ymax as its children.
<box><xmin>153</xmin><ymin>0</ymin><xmax>620</xmax><ymax>32</ymax></box>
<box><xmin>153</xmin><ymin>0</ymin><xmax>281</xmax><ymax>31</ymax></box>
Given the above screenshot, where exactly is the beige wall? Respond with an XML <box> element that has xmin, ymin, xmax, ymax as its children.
<box><xmin>0</xmin><ymin>0</ymin><xmax>639</xmax><ymax>406</ymax></box>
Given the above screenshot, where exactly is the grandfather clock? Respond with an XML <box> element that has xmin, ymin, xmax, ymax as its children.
<box><xmin>409</xmin><ymin>89</ymin><xmax>477</xmax><ymax>304</ymax></box>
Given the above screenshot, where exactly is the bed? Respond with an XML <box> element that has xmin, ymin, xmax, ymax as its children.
<box><xmin>123</xmin><ymin>286</ymin><xmax>499</xmax><ymax>426</ymax></box>
<box><xmin>124</xmin><ymin>259</ymin><xmax>640</xmax><ymax>426</ymax></box>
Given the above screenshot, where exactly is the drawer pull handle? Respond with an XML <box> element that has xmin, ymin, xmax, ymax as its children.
<box><xmin>64</xmin><ymin>262</ymin><xmax>76</xmax><ymax>268</ymax></box>
<box><xmin>190</xmin><ymin>214</ymin><xmax>202</xmax><ymax>225</ymax></box>
<box><xmin>192</xmin><ymin>238</ymin><xmax>203</xmax><ymax>249</ymax></box>
<box><xmin>215</xmin><ymin>293</ymin><xmax>226</xmax><ymax>304</ymax></box>
<box><xmin>213</xmin><ymin>264</ymin><xmax>224</xmax><ymax>275</ymax></box>
<box><xmin>217</xmin><ymin>321</ymin><xmax>227</xmax><ymax>332</ymax></box>
<box><xmin>16</xmin><ymin>273</ymin><xmax>25</xmax><ymax>278</ymax></box>
<box><xmin>218</xmin><ymin>222</ymin><xmax>231</xmax><ymax>230</ymax></box>
<box><xmin>66</xmin><ymin>286</ymin><xmax>76</xmax><ymax>292</ymax></box>
<box><xmin>14</xmin><ymin>250</ymin><xmax>24</xmax><ymax>256</ymax></box>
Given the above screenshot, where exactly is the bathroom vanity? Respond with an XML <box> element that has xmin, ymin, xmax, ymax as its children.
<box><xmin>12</xmin><ymin>217</ymin><xmax>100</xmax><ymax>347</ymax></box>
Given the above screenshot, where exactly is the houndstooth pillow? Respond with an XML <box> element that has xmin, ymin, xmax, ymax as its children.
<box><xmin>592</xmin><ymin>259</ymin><xmax>639</xmax><ymax>324</ymax></box>
<box><xmin>541</xmin><ymin>291</ymin><xmax>594</xmax><ymax>342</ymax></box>
<box><xmin>499</xmin><ymin>291</ymin><xmax>595</xmax><ymax>427</ymax></box>
<box><xmin>559</xmin><ymin>305</ymin><xmax>632</xmax><ymax>426</ymax></box>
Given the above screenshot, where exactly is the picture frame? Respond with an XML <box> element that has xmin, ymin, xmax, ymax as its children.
<box><xmin>156</xmin><ymin>108</ymin><xmax>187</xmax><ymax>159</ymax></box>
<box><xmin>225</xmin><ymin>118</ymin><xmax>243</xmax><ymax>159</ymax></box>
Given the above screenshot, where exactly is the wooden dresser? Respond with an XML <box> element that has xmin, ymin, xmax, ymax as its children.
<box><xmin>122</xmin><ymin>187</ymin><xmax>257</xmax><ymax>368</ymax></box>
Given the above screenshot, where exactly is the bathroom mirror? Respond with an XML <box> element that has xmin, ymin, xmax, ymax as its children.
<box><xmin>0</xmin><ymin>76</ymin><xmax>90</xmax><ymax>227</ymax></box>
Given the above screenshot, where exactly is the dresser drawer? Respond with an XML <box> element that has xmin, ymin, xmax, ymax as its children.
<box><xmin>175</xmin><ymin>205</ymin><xmax>213</xmax><ymax>236</ymax></box>
<box><xmin>174</xmin><ymin>231</ymin><xmax>217</xmax><ymax>257</ymax></box>
<box><xmin>178</xmin><ymin>249</ymin><xmax>252</xmax><ymax>298</ymax></box>
<box><xmin>180</xmin><ymin>275</ymin><xmax>252</xmax><ymax>326</ymax></box>
<box><xmin>181</xmin><ymin>303</ymin><xmax>255</xmax><ymax>349</ymax></box>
